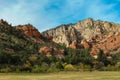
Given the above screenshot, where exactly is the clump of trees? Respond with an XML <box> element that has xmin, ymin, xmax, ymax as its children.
<box><xmin>1</xmin><ymin>46</ymin><xmax>120</xmax><ymax>73</ymax></box>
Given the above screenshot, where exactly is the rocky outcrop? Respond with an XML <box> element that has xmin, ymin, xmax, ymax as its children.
<box><xmin>42</xmin><ymin>18</ymin><xmax>120</xmax><ymax>55</ymax></box>
<box><xmin>39</xmin><ymin>46</ymin><xmax>64</xmax><ymax>58</ymax></box>
<box><xmin>91</xmin><ymin>35</ymin><xmax>120</xmax><ymax>55</ymax></box>
<box><xmin>69</xmin><ymin>41</ymin><xmax>77</xmax><ymax>49</ymax></box>
<box><xmin>81</xmin><ymin>41</ymin><xmax>90</xmax><ymax>49</ymax></box>
<box><xmin>16</xmin><ymin>24</ymin><xmax>42</xmax><ymax>38</ymax></box>
<box><xmin>16</xmin><ymin>24</ymin><xmax>44</xmax><ymax>43</ymax></box>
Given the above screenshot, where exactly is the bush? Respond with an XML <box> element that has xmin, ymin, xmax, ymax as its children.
<box><xmin>32</xmin><ymin>62</ymin><xmax>49</xmax><ymax>73</ymax></box>
<box><xmin>32</xmin><ymin>65</ymin><xmax>41</xmax><ymax>73</ymax></box>
<box><xmin>56</xmin><ymin>62</ymin><xmax>64</xmax><ymax>69</ymax></box>
<box><xmin>0</xmin><ymin>67</ymin><xmax>11</xmax><ymax>73</ymax></box>
<box><xmin>15</xmin><ymin>68</ymin><xmax>20</xmax><ymax>73</ymax></box>
<box><xmin>115</xmin><ymin>62</ymin><xmax>120</xmax><ymax>71</ymax></box>
<box><xmin>93</xmin><ymin>62</ymin><xmax>104</xmax><ymax>70</ymax></box>
<box><xmin>82</xmin><ymin>65</ymin><xmax>91</xmax><ymax>71</ymax></box>
<box><xmin>47</xmin><ymin>68</ymin><xmax>60</xmax><ymax>72</ymax></box>
<box><xmin>40</xmin><ymin>62</ymin><xmax>49</xmax><ymax>72</ymax></box>
<box><xmin>64</xmin><ymin>64</ymin><xmax>76</xmax><ymax>71</ymax></box>
<box><xmin>47</xmin><ymin>63</ymin><xmax>61</xmax><ymax>72</ymax></box>
<box><xmin>101</xmin><ymin>65</ymin><xmax>118</xmax><ymax>71</ymax></box>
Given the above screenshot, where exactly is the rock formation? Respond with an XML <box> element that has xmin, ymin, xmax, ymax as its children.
<box><xmin>39</xmin><ymin>46</ymin><xmax>64</xmax><ymax>58</ymax></box>
<box><xmin>16</xmin><ymin>24</ymin><xmax>44</xmax><ymax>43</ymax></box>
<box><xmin>42</xmin><ymin>18</ymin><xmax>120</xmax><ymax>55</ymax></box>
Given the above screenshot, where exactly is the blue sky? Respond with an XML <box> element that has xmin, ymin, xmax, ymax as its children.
<box><xmin>0</xmin><ymin>0</ymin><xmax>120</xmax><ymax>32</ymax></box>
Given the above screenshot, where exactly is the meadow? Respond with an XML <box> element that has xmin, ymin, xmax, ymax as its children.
<box><xmin>0</xmin><ymin>71</ymin><xmax>120</xmax><ymax>80</ymax></box>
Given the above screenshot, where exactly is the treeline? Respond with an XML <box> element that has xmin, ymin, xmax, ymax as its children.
<box><xmin>0</xmin><ymin>47</ymin><xmax>120</xmax><ymax>73</ymax></box>
<box><xmin>0</xmin><ymin>23</ymin><xmax>120</xmax><ymax>73</ymax></box>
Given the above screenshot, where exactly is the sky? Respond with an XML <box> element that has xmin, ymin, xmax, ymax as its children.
<box><xmin>0</xmin><ymin>0</ymin><xmax>120</xmax><ymax>32</ymax></box>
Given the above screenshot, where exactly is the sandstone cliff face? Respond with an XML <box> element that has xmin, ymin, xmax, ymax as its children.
<box><xmin>42</xmin><ymin>18</ymin><xmax>120</xmax><ymax>55</ymax></box>
<box><xmin>16</xmin><ymin>24</ymin><xmax>44</xmax><ymax>43</ymax></box>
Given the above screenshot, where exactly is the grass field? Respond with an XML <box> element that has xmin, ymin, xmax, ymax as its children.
<box><xmin>0</xmin><ymin>71</ymin><xmax>120</xmax><ymax>80</ymax></box>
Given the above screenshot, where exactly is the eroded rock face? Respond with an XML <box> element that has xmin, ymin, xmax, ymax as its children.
<box><xmin>39</xmin><ymin>46</ymin><xmax>53</xmax><ymax>56</ymax></box>
<box><xmin>16</xmin><ymin>24</ymin><xmax>42</xmax><ymax>38</ymax></box>
<box><xmin>39</xmin><ymin>46</ymin><xmax>64</xmax><ymax>58</ymax></box>
<box><xmin>69</xmin><ymin>41</ymin><xmax>77</xmax><ymax>49</ymax></box>
<box><xmin>91</xmin><ymin>35</ymin><xmax>120</xmax><ymax>55</ymax></box>
<box><xmin>82</xmin><ymin>41</ymin><xmax>90</xmax><ymax>49</ymax></box>
<box><xmin>16</xmin><ymin>24</ymin><xmax>44</xmax><ymax>43</ymax></box>
<box><xmin>42</xmin><ymin>18</ymin><xmax>120</xmax><ymax>55</ymax></box>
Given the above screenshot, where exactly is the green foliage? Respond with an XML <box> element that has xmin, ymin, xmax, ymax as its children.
<box><xmin>97</xmin><ymin>50</ymin><xmax>111</xmax><ymax>66</ymax></box>
<box><xmin>64</xmin><ymin>64</ymin><xmax>76</xmax><ymax>71</ymax></box>
<box><xmin>32</xmin><ymin>65</ymin><xmax>41</xmax><ymax>73</ymax></box>
<box><xmin>47</xmin><ymin>63</ymin><xmax>60</xmax><ymax>72</ymax></box>
<box><xmin>111</xmin><ymin>53</ymin><xmax>120</xmax><ymax>65</ymax></box>
<box><xmin>0</xmin><ymin>67</ymin><xmax>11</xmax><ymax>73</ymax></box>
<box><xmin>101</xmin><ymin>65</ymin><xmax>118</xmax><ymax>71</ymax></box>
<box><xmin>82</xmin><ymin>65</ymin><xmax>91</xmax><ymax>71</ymax></box>
<box><xmin>64</xmin><ymin>48</ymin><xmax>93</xmax><ymax>66</ymax></box>
<box><xmin>1</xmin><ymin>23</ymin><xmax>120</xmax><ymax>72</ymax></box>
<box><xmin>39</xmin><ymin>62</ymin><xmax>49</xmax><ymax>72</ymax></box>
<box><xmin>56</xmin><ymin>62</ymin><xmax>64</xmax><ymax>69</ymax></box>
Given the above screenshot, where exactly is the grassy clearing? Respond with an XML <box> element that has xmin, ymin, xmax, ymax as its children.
<box><xmin>0</xmin><ymin>71</ymin><xmax>120</xmax><ymax>80</ymax></box>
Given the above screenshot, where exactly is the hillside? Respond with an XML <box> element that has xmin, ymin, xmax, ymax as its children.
<box><xmin>0</xmin><ymin>19</ymin><xmax>66</xmax><ymax>72</ymax></box>
<box><xmin>42</xmin><ymin>18</ymin><xmax>120</xmax><ymax>56</ymax></box>
<box><xmin>0</xmin><ymin>19</ymin><xmax>120</xmax><ymax>72</ymax></box>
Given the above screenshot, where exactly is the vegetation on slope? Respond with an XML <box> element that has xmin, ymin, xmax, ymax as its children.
<box><xmin>0</xmin><ymin>20</ymin><xmax>120</xmax><ymax>73</ymax></box>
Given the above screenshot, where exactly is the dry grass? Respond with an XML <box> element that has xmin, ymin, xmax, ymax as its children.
<box><xmin>0</xmin><ymin>71</ymin><xmax>120</xmax><ymax>80</ymax></box>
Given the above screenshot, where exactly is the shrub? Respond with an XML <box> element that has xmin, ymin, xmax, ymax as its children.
<box><xmin>93</xmin><ymin>62</ymin><xmax>104</xmax><ymax>70</ymax></box>
<box><xmin>56</xmin><ymin>62</ymin><xmax>64</xmax><ymax>69</ymax></box>
<box><xmin>47</xmin><ymin>68</ymin><xmax>60</xmax><ymax>72</ymax></box>
<box><xmin>32</xmin><ymin>65</ymin><xmax>41</xmax><ymax>73</ymax></box>
<box><xmin>82</xmin><ymin>65</ymin><xmax>91</xmax><ymax>71</ymax></box>
<box><xmin>115</xmin><ymin>62</ymin><xmax>120</xmax><ymax>71</ymax></box>
<box><xmin>102</xmin><ymin>65</ymin><xmax>118</xmax><ymax>71</ymax></box>
<box><xmin>40</xmin><ymin>62</ymin><xmax>49</xmax><ymax>72</ymax></box>
<box><xmin>64</xmin><ymin>64</ymin><xmax>76</xmax><ymax>71</ymax></box>
<box><xmin>0</xmin><ymin>67</ymin><xmax>11</xmax><ymax>73</ymax></box>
